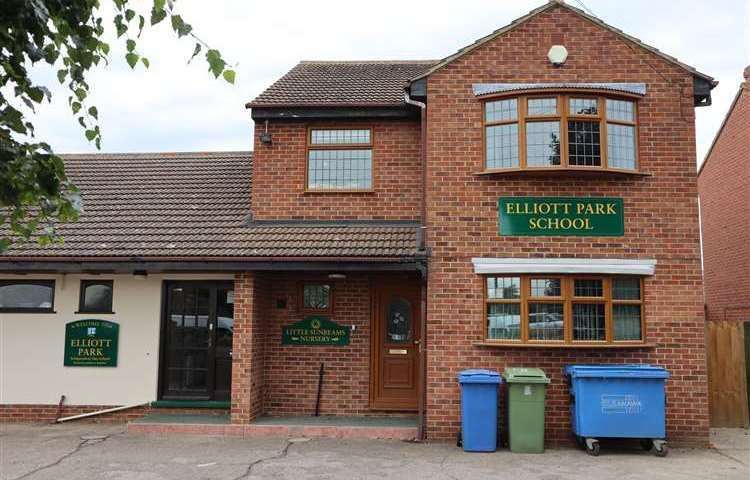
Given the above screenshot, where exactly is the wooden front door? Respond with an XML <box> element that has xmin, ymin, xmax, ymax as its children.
<box><xmin>371</xmin><ymin>280</ymin><xmax>421</xmax><ymax>410</ymax></box>
<box><xmin>160</xmin><ymin>281</ymin><xmax>234</xmax><ymax>401</ymax></box>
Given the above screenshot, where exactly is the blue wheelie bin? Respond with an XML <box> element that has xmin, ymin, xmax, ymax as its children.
<box><xmin>565</xmin><ymin>364</ymin><xmax>670</xmax><ymax>457</ymax></box>
<box><xmin>457</xmin><ymin>369</ymin><xmax>502</xmax><ymax>452</ymax></box>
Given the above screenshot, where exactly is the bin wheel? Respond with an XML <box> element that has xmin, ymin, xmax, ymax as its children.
<box><xmin>652</xmin><ymin>441</ymin><xmax>668</xmax><ymax>457</ymax></box>
<box><xmin>585</xmin><ymin>439</ymin><xmax>600</xmax><ymax>456</ymax></box>
<box><xmin>456</xmin><ymin>431</ymin><xmax>462</xmax><ymax>448</ymax></box>
<box><xmin>639</xmin><ymin>439</ymin><xmax>653</xmax><ymax>451</ymax></box>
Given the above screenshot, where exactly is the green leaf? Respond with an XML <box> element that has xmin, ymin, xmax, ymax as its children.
<box><xmin>78</xmin><ymin>116</ymin><xmax>86</xmax><ymax>128</ymax></box>
<box><xmin>222</xmin><ymin>69</ymin><xmax>236</xmax><ymax>84</ymax></box>
<box><xmin>27</xmin><ymin>87</ymin><xmax>45</xmax><ymax>103</ymax></box>
<box><xmin>170</xmin><ymin>14</ymin><xmax>192</xmax><ymax>37</ymax></box>
<box><xmin>206</xmin><ymin>49</ymin><xmax>225</xmax><ymax>78</ymax></box>
<box><xmin>71</xmin><ymin>101</ymin><xmax>81</xmax><ymax>114</ymax></box>
<box><xmin>114</xmin><ymin>14</ymin><xmax>127</xmax><ymax>37</ymax></box>
<box><xmin>85</xmin><ymin>129</ymin><xmax>97</xmax><ymax>141</ymax></box>
<box><xmin>57</xmin><ymin>69</ymin><xmax>67</xmax><ymax>83</ymax></box>
<box><xmin>126</xmin><ymin>39</ymin><xmax>136</xmax><ymax>52</ymax></box>
<box><xmin>74</xmin><ymin>88</ymin><xmax>86</xmax><ymax>101</ymax></box>
<box><xmin>155</xmin><ymin>0</ymin><xmax>166</xmax><ymax>10</ymax></box>
<box><xmin>125</xmin><ymin>53</ymin><xmax>139</xmax><ymax>69</ymax></box>
<box><xmin>99</xmin><ymin>42</ymin><xmax>110</xmax><ymax>55</ymax></box>
<box><xmin>151</xmin><ymin>6</ymin><xmax>167</xmax><ymax>25</ymax></box>
<box><xmin>125</xmin><ymin>9</ymin><xmax>136</xmax><ymax>22</ymax></box>
<box><xmin>88</xmin><ymin>106</ymin><xmax>98</xmax><ymax>119</ymax></box>
<box><xmin>141</xmin><ymin>57</ymin><xmax>150</xmax><ymax>68</ymax></box>
<box><xmin>138</xmin><ymin>15</ymin><xmax>145</xmax><ymax>37</ymax></box>
<box><xmin>188</xmin><ymin>43</ymin><xmax>201</xmax><ymax>63</ymax></box>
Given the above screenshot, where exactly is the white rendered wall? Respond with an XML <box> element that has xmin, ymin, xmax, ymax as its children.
<box><xmin>0</xmin><ymin>273</ymin><xmax>233</xmax><ymax>405</ymax></box>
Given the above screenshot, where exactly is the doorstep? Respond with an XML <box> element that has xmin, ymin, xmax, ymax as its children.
<box><xmin>127</xmin><ymin>413</ymin><xmax>418</xmax><ymax>440</ymax></box>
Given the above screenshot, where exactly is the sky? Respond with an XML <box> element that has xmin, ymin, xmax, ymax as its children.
<box><xmin>25</xmin><ymin>0</ymin><xmax>750</xmax><ymax>168</ymax></box>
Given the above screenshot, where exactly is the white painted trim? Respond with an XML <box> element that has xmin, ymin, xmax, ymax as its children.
<box><xmin>472</xmin><ymin>258</ymin><xmax>656</xmax><ymax>275</ymax></box>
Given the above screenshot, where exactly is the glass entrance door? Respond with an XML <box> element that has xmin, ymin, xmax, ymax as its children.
<box><xmin>161</xmin><ymin>281</ymin><xmax>234</xmax><ymax>400</ymax></box>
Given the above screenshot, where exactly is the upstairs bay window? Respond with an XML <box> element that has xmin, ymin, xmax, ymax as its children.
<box><xmin>483</xmin><ymin>94</ymin><xmax>639</xmax><ymax>173</ymax></box>
<box><xmin>307</xmin><ymin>128</ymin><xmax>373</xmax><ymax>191</ymax></box>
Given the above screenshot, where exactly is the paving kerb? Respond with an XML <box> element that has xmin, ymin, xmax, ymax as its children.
<box><xmin>1</xmin><ymin>423</ymin><xmax>748</xmax><ymax>480</ymax></box>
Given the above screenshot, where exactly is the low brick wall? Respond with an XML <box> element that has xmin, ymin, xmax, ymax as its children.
<box><xmin>0</xmin><ymin>404</ymin><xmax>227</xmax><ymax>424</ymax></box>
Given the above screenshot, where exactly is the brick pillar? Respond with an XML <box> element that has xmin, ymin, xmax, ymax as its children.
<box><xmin>231</xmin><ymin>272</ymin><xmax>267</xmax><ymax>424</ymax></box>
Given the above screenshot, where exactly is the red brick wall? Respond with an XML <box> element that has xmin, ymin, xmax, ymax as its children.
<box><xmin>231</xmin><ymin>272</ymin><xmax>269</xmax><ymax>424</ymax></box>
<box><xmin>423</xmin><ymin>5</ymin><xmax>708</xmax><ymax>445</ymax></box>
<box><xmin>262</xmin><ymin>273</ymin><xmax>375</xmax><ymax>416</ymax></box>
<box><xmin>698</xmin><ymin>84</ymin><xmax>750</xmax><ymax>324</ymax></box>
<box><xmin>0</xmin><ymin>404</ymin><xmax>225</xmax><ymax>423</ymax></box>
<box><xmin>250</xmin><ymin>120</ymin><xmax>422</xmax><ymax>221</ymax></box>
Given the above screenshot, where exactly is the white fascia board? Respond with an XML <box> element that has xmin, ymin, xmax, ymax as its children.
<box><xmin>472</xmin><ymin>258</ymin><xmax>657</xmax><ymax>275</ymax></box>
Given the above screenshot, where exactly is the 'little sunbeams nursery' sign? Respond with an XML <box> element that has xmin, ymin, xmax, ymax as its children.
<box><xmin>64</xmin><ymin>319</ymin><xmax>119</xmax><ymax>367</ymax></box>
<box><xmin>282</xmin><ymin>316</ymin><xmax>350</xmax><ymax>346</ymax></box>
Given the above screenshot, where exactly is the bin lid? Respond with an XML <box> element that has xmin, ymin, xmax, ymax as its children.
<box><xmin>565</xmin><ymin>364</ymin><xmax>669</xmax><ymax>379</ymax></box>
<box><xmin>457</xmin><ymin>369</ymin><xmax>502</xmax><ymax>384</ymax></box>
<box><xmin>502</xmin><ymin>367</ymin><xmax>550</xmax><ymax>384</ymax></box>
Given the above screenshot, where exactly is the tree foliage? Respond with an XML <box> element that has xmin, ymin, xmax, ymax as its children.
<box><xmin>0</xmin><ymin>0</ymin><xmax>235</xmax><ymax>251</ymax></box>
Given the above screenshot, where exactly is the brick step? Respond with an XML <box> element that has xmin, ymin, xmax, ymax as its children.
<box><xmin>127</xmin><ymin>414</ymin><xmax>418</xmax><ymax>440</ymax></box>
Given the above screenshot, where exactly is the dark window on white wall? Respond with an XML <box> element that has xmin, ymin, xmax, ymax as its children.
<box><xmin>78</xmin><ymin>280</ymin><xmax>114</xmax><ymax>313</ymax></box>
<box><xmin>0</xmin><ymin>280</ymin><xmax>55</xmax><ymax>312</ymax></box>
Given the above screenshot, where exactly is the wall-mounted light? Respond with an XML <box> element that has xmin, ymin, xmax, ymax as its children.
<box><xmin>133</xmin><ymin>270</ymin><xmax>148</xmax><ymax>280</ymax></box>
<box><xmin>260</xmin><ymin>119</ymin><xmax>273</xmax><ymax>145</ymax></box>
<box><xmin>547</xmin><ymin>45</ymin><xmax>568</xmax><ymax>67</ymax></box>
<box><xmin>328</xmin><ymin>273</ymin><xmax>347</xmax><ymax>280</ymax></box>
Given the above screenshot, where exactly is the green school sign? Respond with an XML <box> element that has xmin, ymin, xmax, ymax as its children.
<box><xmin>64</xmin><ymin>319</ymin><xmax>119</xmax><ymax>367</ymax></box>
<box><xmin>498</xmin><ymin>197</ymin><xmax>624</xmax><ymax>236</ymax></box>
<box><xmin>282</xmin><ymin>316</ymin><xmax>350</xmax><ymax>346</ymax></box>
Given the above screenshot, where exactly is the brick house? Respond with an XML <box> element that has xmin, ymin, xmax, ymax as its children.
<box><xmin>1</xmin><ymin>1</ymin><xmax>716</xmax><ymax>446</ymax></box>
<box><xmin>698</xmin><ymin>66</ymin><xmax>750</xmax><ymax>427</ymax></box>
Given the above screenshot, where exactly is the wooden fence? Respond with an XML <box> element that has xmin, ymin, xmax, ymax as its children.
<box><xmin>706</xmin><ymin>321</ymin><xmax>750</xmax><ymax>427</ymax></box>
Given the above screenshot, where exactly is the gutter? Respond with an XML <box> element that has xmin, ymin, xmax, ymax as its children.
<box><xmin>403</xmin><ymin>92</ymin><xmax>427</xmax><ymax>253</ymax></box>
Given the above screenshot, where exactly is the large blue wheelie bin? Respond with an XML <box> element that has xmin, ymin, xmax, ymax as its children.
<box><xmin>565</xmin><ymin>364</ymin><xmax>670</xmax><ymax>457</ymax></box>
<box><xmin>457</xmin><ymin>369</ymin><xmax>502</xmax><ymax>452</ymax></box>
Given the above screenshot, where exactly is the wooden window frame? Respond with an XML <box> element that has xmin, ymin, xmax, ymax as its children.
<box><xmin>0</xmin><ymin>279</ymin><xmax>56</xmax><ymax>313</ymax></box>
<box><xmin>77</xmin><ymin>279</ymin><xmax>114</xmax><ymax>314</ymax></box>
<box><xmin>482</xmin><ymin>274</ymin><xmax>645</xmax><ymax>346</ymax></box>
<box><xmin>481</xmin><ymin>92</ymin><xmax>641</xmax><ymax>175</ymax></box>
<box><xmin>298</xmin><ymin>281</ymin><xmax>334</xmax><ymax>315</ymax></box>
<box><xmin>305</xmin><ymin>126</ymin><xmax>374</xmax><ymax>193</ymax></box>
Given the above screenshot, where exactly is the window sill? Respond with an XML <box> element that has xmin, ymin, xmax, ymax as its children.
<box><xmin>304</xmin><ymin>189</ymin><xmax>375</xmax><ymax>194</ymax></box>
<box><xmin>474</xmin><ymin>341</ymin><xmax>654</xmax><ymax>349</ymax></box>
<box><xmin>473</xmin><ymin>167</ymin><xmax>652</xmax><ymax>178</ymax></box>
<box><xmin>0</xmin><ymin>309</ymin><xmax>56</xmax><ymax>314</ymax></box>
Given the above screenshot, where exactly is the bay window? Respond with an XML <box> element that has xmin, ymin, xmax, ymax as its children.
<box><xmin>482</xmin><ymin>94</ymin><xmax>639</xmax><ymax>173</ymax></box>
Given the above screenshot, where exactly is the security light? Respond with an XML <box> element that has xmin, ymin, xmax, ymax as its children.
<box><xmin>547</xmin><ymin>45</ymin><xmax>568</xmax><ymax>66</ymax></box>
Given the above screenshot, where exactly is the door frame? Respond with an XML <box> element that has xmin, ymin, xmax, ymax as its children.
<box><xmin>369</xmin><ymin>276</ymin><xmax>423</xmax><ymax>411</ymax></box>
<box><xmin>157</xmin><ymin>280</ymin><xmax>234</xmax><ymax>401</ymax></box>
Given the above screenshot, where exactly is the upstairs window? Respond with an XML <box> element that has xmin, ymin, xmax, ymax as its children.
<box><xmin>483</xmin><ymin>94</ymin><xmax>638</xmax><ymax>172</ymax></box>
<box><xmin>307</xmin><ymin>128</ymin><xmax>373</xmax><ymax>191</ymax></box>
<box><xmin>0</xmin><ymin>280</ymin><xmax>55</xmax><ymax>313</ymax></box>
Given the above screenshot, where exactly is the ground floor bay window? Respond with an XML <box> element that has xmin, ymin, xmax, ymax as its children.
<box><xmin>474</xmin><ymin>258</ymin><xmax>655</xmax><ymax>346</ymax></box>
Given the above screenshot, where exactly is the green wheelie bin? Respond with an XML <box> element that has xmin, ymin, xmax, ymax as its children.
<box><xmin>503</xmin><ymin>367</ymin><xmax>550</xmax><ymax>453</ymax></box>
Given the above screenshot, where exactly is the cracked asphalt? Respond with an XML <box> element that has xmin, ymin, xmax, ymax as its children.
<box><xmin>1</xmin><ymin>423</ymin><xmax>748</xmax><ymax>480</ymax></box>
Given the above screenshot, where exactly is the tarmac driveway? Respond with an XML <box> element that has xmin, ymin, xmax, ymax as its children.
<box><xmin>1</xmin><ymin>423</ymin><xmax>748</xmax><ymax>480</ymax></box>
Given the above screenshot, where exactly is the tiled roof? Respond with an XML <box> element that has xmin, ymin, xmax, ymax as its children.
<box><xmin>247</xmin><ymin>61</ymin><xmax>437</xmax><ymax>107</ymax></box>
<box><xmin>1</xmin><ymin>152</ymin><xmax>420</xmax><ymax>260</ymax></box>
